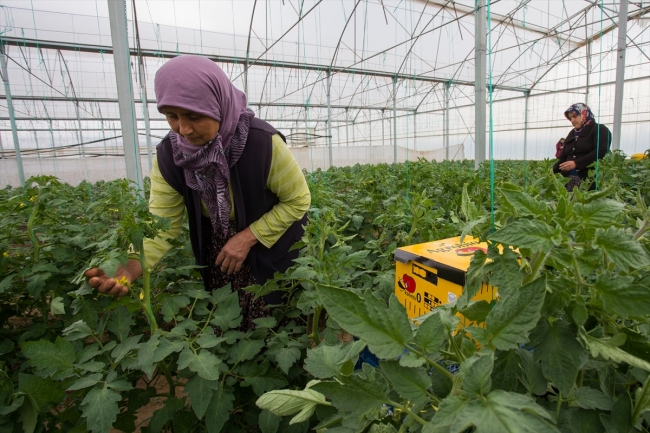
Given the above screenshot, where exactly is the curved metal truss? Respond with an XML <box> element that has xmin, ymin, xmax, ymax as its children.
<box><xmin>0</xmin><ymin>0</ymin><xmax>649</xmax><ymax>184</ymax></box>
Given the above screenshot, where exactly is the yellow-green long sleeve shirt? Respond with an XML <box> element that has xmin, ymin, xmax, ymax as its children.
<box><xmin>142</xmin><ymin>133</ymin><xmax>310</xmax><ymax>269</ymax></box>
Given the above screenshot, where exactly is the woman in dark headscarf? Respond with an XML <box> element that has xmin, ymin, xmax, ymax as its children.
<box><xmin>85</xmin><ymin>56</ymin><xmax>310</xmax><ymax>330</ymax></box>
<box><xmin>553</xmin><ymin>102</ymin><xmax>611</xmax><ymax>191</ymax></box>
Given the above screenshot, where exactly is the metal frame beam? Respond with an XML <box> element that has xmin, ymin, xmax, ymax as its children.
<box><xmin>107</xmin><ymin>0</ymin><xmax>143</xmax><ymax>192</ymax></box>
<box><xmin>0</xmin><ymin>41</ymin><xmax>25</xmax><ymax>186</ymax></box>
<box><xmin>0</xmin><ymin>36</ymin><xmax>526</xmax><ymax>93</ymax></box>
<box><xmin>612</xmin><ymin>0</ymin><xmax>628</xmax><ymax>151</ymax></box>
<box><xmin>474</xmin><ymin>0</ymin><xmax>487</xmax><ymax>169</ymax></box>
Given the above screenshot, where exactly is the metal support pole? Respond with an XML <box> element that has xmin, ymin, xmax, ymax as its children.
<box><xmin>474</xmin><ymin>0</ymin><xmax>487</xmax><ymax>170</ymax></box>
<box><xmin>132</xmin><ymin>1</ymin><xmax>153</xmax><ymax>171</ymax></box>
<box><xmin>585</xmin><ymin>41</ymin><xmax>591</xmax><ymax>106</ymax></box>
<box><xmin>393</xmin><ymin>75</ymin><xmax>397</xmax><ymax>164</ymax></box>
<box><xmin>612</xmin><ymin>0</ymin><xmax>628</xmax><ymax>151</ymax></box>
<box><xmin>345</xmin><ymin>109</ymin><xmax>349</xmax><ymax>146</ymax></box>
<box><xmin>523</xmin><ymin>91</ymin><xmax>529</xmax><ymax>161</ymax></box>
<box><xmin>107</xmin><ymin>0</ymin><xmax>143</xmax><ymax>192</ymax></box>
<box><xmin>368</xmin><ymin>110</ymin><xmax>372</xmax><ymax>146</ymax></box>
<box><xmin>0</xmin><ymin>41</ymin><xmax>25</xmax><ymax>187</ymax></box>
<box><xmin>327</xmin><ymin>69</ymin><xmax>333</xmax><ymax>168</ymax></box>
<box><xmin>445</xmin><ymin>81</ymin><xmax>450</xmax><ymax>160</ymax></box>
<box><xmin>382</xmin><ymin>109</ymin><xmax>385</xmax><ymax>147</ymax></box>
<box><xmin>413</xmin><ymin>112</ymin><xmax>416</xmax><ymax>151</ymax></box>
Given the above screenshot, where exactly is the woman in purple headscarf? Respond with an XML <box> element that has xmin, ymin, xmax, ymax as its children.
<box><xmin>553</xmin><ymin>102</ymin><xmax>611</xmax><ymax>191</ymax></box>
<box><xmin>85</xmin><ymin>56</ymin><xmax>311</xmax><ymax>330</ymax></box>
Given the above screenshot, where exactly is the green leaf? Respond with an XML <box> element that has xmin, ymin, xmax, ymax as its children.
<box><xmin>66</xmin><ymin>373</ymin><xmax>103</xmax><ymax>391</ymax></box>
<box><xmin>484</xmin><ymin>247</ymin><xmax>523</xmax><ymax>299</ymax></box>
<box><xmin>151</xmin><ymin>338</ymin><xmax>184</xmax><ymax>363</ymax></box>
<box><xmin>380</xmin><ymin>361</ymin><xmax>431</xmax><ymax>406</ymax></box>
<box><xmin>316</xmin><ymin>285</ymin><xmax>413</xmax><ymax>359</ymax></box>
<box><xmin>633</xmin><ymin>375</ymin><xmax>650</xmax><ymax>427</ymax></box>
<box><xmin>26</xmin><ymin>272</ymin><xmax>51</xmax><ymax>297</ymax></box>
<box><xmin>241</xmin><ymin>363</ymin><xmax>289</xmax><ymax>396</ymax></box>
<box><xmin>20</xmin><ymin>337</ymin><xmax>75</xmax><ymax>379</ymax></box>
<box><xmin>105</xmin><ymin>371</ymin><xmax>132</xmax><ymax>392</ymax></box>
<box><xmin>461</xmin><ymin>351</ymin><xmax>494</xmax><ymax>397</ymax></box>
<box><xmin>17</xmin><ymin>374</ymin><xmax>65</xmax><ymax>413</ymax></box>
<box><xmin>584</xmin><ymin>334</ymin><xmax>650</xmax><ymax>372</ymax></box>
<box><xmin>178</xmin><ymin>349</ymin><xmax>222</xmax><ymax>381</ymax></box>
<box><xmin>80</xmin><ymin>386</ymin><xmax>121</xmax><ymax>433</ymax></box>
<box><xmin>111</xmin><ymin>335</ymin><xmax>142</xmax><ymax>363</ymax></box>
<box><xmin>574</xmin><ymin>199</ymin><xmax>624</xmax><ymax>228</ymax></box>
<box><xmin>17</xmin><ymin>393</ymin><xmax>38</xmax><ymax>433</ymax></box>
<box><xmin>195</xmin><ymin>332</ymin><xmax>226</xmax><ymax>349</ymax></box>
<box><xmin>594</xmin><ymin>272</ymin><xmax>650</xmax><ymax>319</ymax></box>
<box><xmin>568</xmin><ymin>408</ymin><xmax>606</xmax><ymax>433</ymax></box>
<box><xmin>148</xmin><ymin>397</ymin><xmax>185</xmax><ymax>433</ymax></box>
<box><xmin>312</xmin><ymin>372</ymin><xmax>389</xmax><ymax>417</ymax></box>
<box><xmin>184</xmin><ymin>375</ymin><xmax>219</xmax><ymax>420</ymax></box>
<box><xmin>600</xmin><ymin>394</ymin><xmax>632</xmax><ymax>433</ymax></box>
<box><xmin>488</xmin><ymin>220</ymin><xmax>560</xmax><ymax>252</ymax></box>
<box><xmin>429</xmin><ymin>390</ymin><xmax>559</xmax><ymax>433</ymax></box>
<box><xmin>227</xmin><ymin>339</ymin><xmax>265</xmax><ymax>365</ymax></box>
<box><xmin>460</xmin><ymin>301</ymin><xmax>492</xmax><ymax>324</ymax></box>
<box><xmin>499</xmin><ymin>187</ymin><xmax>547</xmax><ymax>217</ymax></box>
<box><xmin>211</xmin><ymin>290</ymin><xmax>242</xmax><ymax>331</ymax></box>
<box><xmin>62</xmin><ymin>320</ymin><xmax>93</xmax><ymax>341</ymax></box>
<box><xmin>275</xmin><ymin>347</ymin><xmax>301</xmax><ymax>375</ymax></box>
<box><xmin>259</xmin><ymin>409</ymin><xmax>281</xmax><ymax>433</ymax></box>
<box><xmin>106</xmin><ymin>306</ymin><xmax>135</xmax><ymax>342</ymax></box>
<box><xmin>571</xmin><ymin>387</ymin><xmax>613</xmax><ymax>410</ymax></box>
<box><xmin>161</xmin><ymin>295</ymin><xmax>190</xmax><ymax>322</ymax></box>
<box><xmin>205</xmin><ymin>385</ymin><xmax>235</xmax><ymax>433</ymax></box>
<box><xmin>594</xmin><ymin>227</ymin><xmax>650</xmax><ymax>272</ymax></box>
<box><xmin>136</xmin><ymin>333</ymin><xmax>160</xmax><ymax>378</ymax></box>
<box><xmin>459</xmin><ymin>249</ymin><xmax>489</xmax><ymax>308</ymax></box>
<box><xmin>304</xmin><ymin>341</ymin><xmax>366</xmax><ymax>379</ymax></box>
<box><xmin>50</xmin><ymin>297</ymin><xmax>65</xmax><ymax>315</ymax></box>
<box><xmin>256</xmin><ymin>382</ymin><xmax>329</xmax><ymax>425</ymax></box>
<box><xmin>530</xmin><ymin>320</ymin><xmax>585</xmax><ymax>396</ymax></box>
<box><xmin>485</xmin><ymin>276</ymin><xmax>546</xmax><ymax>350</ymax></box>
<box><xmin>414</xmin><ymin>312</ymin><xmax>445</xmax><ymax>356</ymax></box>
<box><xmin>517</xmin><ymin>349</ymin><xmax>547</xmax><ymax>396</ymax></box>
<box><xmin>254</xmin><ymin>317</ymin><xmax>278</xmax><ymax>329</ymax></box>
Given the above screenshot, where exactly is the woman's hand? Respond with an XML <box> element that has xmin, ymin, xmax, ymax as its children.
<box><xmin>216</xmin><ymin>227</ymin><xmax>258</xmax><ymax>275</ymax></box>
<box><xmin>559</xmin><ymin>160</ymin><xmax>577</xmax><ymax>171</ymax></box>
<box><xmin>84</xmin><ymin>259</ymin><xmax>143</xmax><ymax>297</ymax></box>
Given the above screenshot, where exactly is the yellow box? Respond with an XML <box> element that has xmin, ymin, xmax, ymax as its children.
<box><xmin>394</xmin><ymin>236</ymin><xmax>497</xmax><ymax>321</ymax></box>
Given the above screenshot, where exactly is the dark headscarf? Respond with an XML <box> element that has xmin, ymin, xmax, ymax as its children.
<box><xmin>155</xmin><ymin>55</ymin><xmax>254</xmax><ymax>236</ymax></box>
<box><xmin>564</xmin><ymin>103</ymin><xmax>595</xmax><ymax>131</ymax></box>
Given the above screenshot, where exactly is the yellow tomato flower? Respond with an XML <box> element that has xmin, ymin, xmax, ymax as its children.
<box><xmin>19</xmin><ymin>203</ymin><xmax>25</xmax><ymax>208</ymax></box>
<box><xmin>139</xmin><ymin>292</ymin><xmax>144</xmax><ymax>301</ymax></box>
<box><xmin>29</xmin><ymin>195</ymin><xmax>38</xmax><ymax>202</ymax></box>
<box><xmin>116</xmin><ymin>276</ymin><xmax>131</xmax><ymax>287</ymax></box>
<box><xmin>2</xmin><ymin>252</ymin><xmax>8</xmax><ymax>258</ymax></box>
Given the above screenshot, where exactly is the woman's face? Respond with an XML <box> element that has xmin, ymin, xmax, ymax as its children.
<box><xmin>567</xmin><ymin>112</ymin><xmax>584</xmax><ymax>129</ymax></box>
<box><xmin>162</xmin><ymin>106</ymin><xmax>221</xmax><ymax>146</ymax></box>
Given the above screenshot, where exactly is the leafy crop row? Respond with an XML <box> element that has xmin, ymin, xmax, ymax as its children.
<box><xmin>1</xmin><ymin>152</ymin><xmax>649</xmax><ymax>433</ymax></box>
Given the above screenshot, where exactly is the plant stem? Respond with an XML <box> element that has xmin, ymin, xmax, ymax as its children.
<box><xmin>555</xmin><ymin>391</ymin><xmax>562</xmax><ymax>422</ymax></box>
<box><xmin>27</xmin><ymin>199</ymin><xmax>40</xmax><ymax>263</ymax></box>
<box><xmin>577</xmin><ymin>370</ymin><xmax>584</xmax><ymax>388</ymax></box>
<box><xmin>407</xmin><ymin>346</ymin><xmax>455</xmax><ymax>381</ymax></box>
<box><xmin>389</xmin><ymin>400</ymin><xmax>428</xmax><ymax>426</ymax></box>
<box><xmin>570</xmin><ymin>250</ymin><xmax>583</xmax><ymax>297</ymax></box>
<box><xmin>157</xmin><ymin>361</ymin><xmax>175</xmax><ymax>398</ymax></box>
<box><xmin>310</xmin><ymin>306</ymin><xmax>322</xmax><ymax>345</ymax></box>
<box><xmin>140</xmin><ymin>250</ymin><xmax>158</xmax><ymax>334</ymax></box>
<box><xmin>449</xmin><ymin>332</ymin><xmax>465</xmax><ymax>362</ymax></box>
<box><xmin>522</xmin><ymin>250</ymin><xmax>550</xmax><ymax>285</ymax></box>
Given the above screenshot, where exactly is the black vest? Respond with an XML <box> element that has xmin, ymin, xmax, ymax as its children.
<box><xmin>156</xmin><ymin>117</ymin><xmax>307</xmax><ymax>291</ymax></box>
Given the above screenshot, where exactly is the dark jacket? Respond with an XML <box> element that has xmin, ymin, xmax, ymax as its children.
<box><xmin>553</xmin><ymin>122</ymin><xmax>611</xmax><ymax>180</ymax></box>
<box><xmin>156</xmin><ymin>117</ymin><xmax>307</xmax><ymax>290</ymax></box>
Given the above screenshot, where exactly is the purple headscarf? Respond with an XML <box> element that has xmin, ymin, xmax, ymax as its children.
<box><xmin>564</xmin><ymin>103</ymin><xmax>595</xmax><ymax>131</ymax></box>
<box><xmin>155</xmin><ymin>55</ymin><xmax>254</xmax><ymax>236</ymax></box>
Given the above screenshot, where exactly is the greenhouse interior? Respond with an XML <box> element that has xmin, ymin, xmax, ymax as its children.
<box><xmin>1</xmin><ymin>0</ymin><xmax>650</xmax><ymax>432</ymax></box>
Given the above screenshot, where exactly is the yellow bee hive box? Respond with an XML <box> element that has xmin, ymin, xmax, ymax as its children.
<box><xmin>394</xmin><ymin>236</ymin><xmax>497</xmax><ymax>320</ymax></box>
